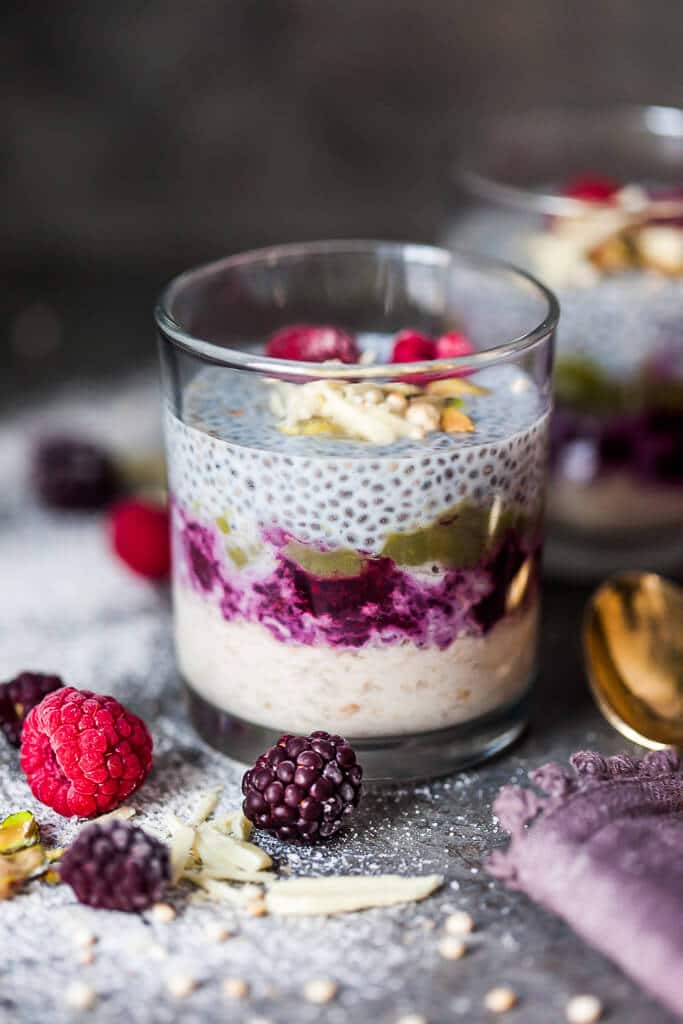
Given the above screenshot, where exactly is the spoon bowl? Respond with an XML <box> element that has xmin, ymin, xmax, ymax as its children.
<box><xmin>583</xmin><ymin>572</ymin><xmax>683</xmax><ymax>749</ymax></box>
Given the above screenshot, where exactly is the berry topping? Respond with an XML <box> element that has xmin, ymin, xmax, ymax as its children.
<box><xmin>0</xmin><ymin>671</ymin><xmax>63</xmax><ymax>748</ymax></box>
<box><xmin>60</xmin><ymin>820</ymin><xmax>169</xmax><ymax>911</ymax></box>
<box><xmin>563</xmin><ymin>174</ymin><xmax>621</xmax><ymax>203</ymax></box>
<box><xmin>109</xmin><ymin>499</ymin><xmax>171</xmax><ymax>580</ymax></box>
<box><xmin>390</xmin><ymin>330</ymin><xmax>437</xmax><ymax>363</ymax></box>
<box><xmin>434</xmin><ymin>331</ymin><xmax>475</xmax><ymax>360</ymax></box>
<box><xmin>20</xmin><ymin>687</ymin><xmax>153</xmax><ymax>818</ymax></box>
<box><xmin>266</xmin><ymin>324</ymin><xmax>359</xmax><ymax>363</ymax></box>
<box><xmin>33</xmin><ymin>436</ymin><xmax>119</xmax><ymax>510</ymax></box>
<box><xmin>242</xmin><ymin>731</ymin><xmax>362</xmax><ymax>842</ymax></box>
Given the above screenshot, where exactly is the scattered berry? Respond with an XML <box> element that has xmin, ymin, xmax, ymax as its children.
<box><xmin>65</xmin><ymin>981</ymin><xmax>98</xmax><ymax>1011</ymax></box>
<box><xmin>391</xmin><ymin>330</ymin><xmax>437</xmax><ymax>363</ymax></box>
<box><xmin>266</xmin><ymin>324</ymin><xmax>359</xmax><ymax>363</ymax></box>
<box><xmin>434</xmin><ymin>331</ymin><xmax>475</xmax><ymax>360</ymax></box>
<box><xmin>484</xmin><ymin>986</ymin><xmax>518</xmax><ymax>1014</ymax></box>
<box><xmin>60</xmin><ymin>820</ymin><xmax>170</xmax><ymax>911</ymax></box>
<box><xmin>20</xmin><ymin>687</ymin><xmax>153</xmax><ymax>818</ymax></box>
<box><xmin>33</xmin><ymin>436</ymin><xmax>118</xmax><ymax>510</ymax></box>
<box><xmin>109</xmin><ymin>499</ymin><xmax>171</xmax><ymax>580</ymax></box>
<box><xmin>566</xmin><ymin>994</ymin><xmax>603</xmax><ymax>1024</ymax></box>
<box><xmin>242</xmin><ymin>731</ymin><xmax>362</xmax><ymax>842</ymax></box>
<box><xmin>0</xmin><ymin>671</ymin><xmax>63</xmax><ymax>747</ymax></box>
<box><xmin>563</xmin><ymin>173</ymin><xmax>620</xmax><ymax>203</ymax></box>
<box><xmin>303</xmin><ymin>979</ymin><xmax>338</xmax><ymax>1005</ymax></box>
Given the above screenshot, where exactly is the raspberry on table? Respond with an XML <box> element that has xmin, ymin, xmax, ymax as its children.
<box><xmin>20</xmin><ymin>687</ymin><xmax>153</xmax><ymax>818</ymax></box>
<box><xmin>265</xmin><ymin>324</ymin><xmax>360</xmax><ymax>363</ymax></box>
<box><xmin>0</xmin><ymin>671</ymin><xmax>64</xmax><ymax>748</ymax></box>
<box><xmin>33</xmin><ymin>436</ymin><xmax>119</xmax><ymax>510</ymax></box>
<box><xmin>60</xmin><ymin>819</ymin><xmax>170</xmax><ymax>911</ymax></box>
<box><xmin>109</xmin><ymin>499</ymin><xmax>171</xmax><ymax>580</ymax></box>
<box><xmin>242</xmin><ymin>731</ymin><xmax>362</xmax><ymax>842</ymax></box>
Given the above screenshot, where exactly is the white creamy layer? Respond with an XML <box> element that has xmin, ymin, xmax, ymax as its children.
<box><xmin>548</xmin><ymin>472</ymin><xmax>683</xmax><ymax>532</ymax></box>
<box><xmin>174</xmin><ymin>585</ymin><xmax>537</xmax><ymax>738</ymax></box>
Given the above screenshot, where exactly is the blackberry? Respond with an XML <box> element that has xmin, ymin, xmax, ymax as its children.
<box><xmin>0</xmin><ymin>671</ymin><xmax>63</xmax><ymax>747</ymax></box>
<box><xmin>242</xmin><ymin>731</ymin><xmax>363</xmax><ymax>842</ymax></box>
<box><xmin>60</xmin><ymin>820</ymin><xmax>170</xmax><ymax>912</ymax></box>
<box><xmin>33</xmin><ymin>436</ymin><xmax>119</xmax><ymax>510</ymax></box>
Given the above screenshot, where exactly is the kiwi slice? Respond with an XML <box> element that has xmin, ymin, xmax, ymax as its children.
<box><xmin>381</xmin><ymin>503</ymin><xmax>489</xmax><ymax>569</ymax></box>
<box><xmin>284</xmin><ymin>541</ymin><xmax>366</xmax><ymax>578</ymax></box>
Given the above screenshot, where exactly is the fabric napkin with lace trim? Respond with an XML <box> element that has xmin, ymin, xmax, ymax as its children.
<box><xmin>488</xmin><ymin>749</ymin><xmax>683</xmax><ymax>1019</ymax></box>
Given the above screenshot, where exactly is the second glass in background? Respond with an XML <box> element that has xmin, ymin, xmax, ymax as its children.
<box><xmin>446</xmin><ymin>105</ymin><xmax>683</xmax><ymax>578</ymax></box>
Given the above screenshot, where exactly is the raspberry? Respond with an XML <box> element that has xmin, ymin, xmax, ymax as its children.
<box><xmin>0</xmin><ymin>671</ymin><xmax>63</xmax><ymax>747</ymax></box>
<box><xmin>434</xmin><ymin>331</ymin><xmax>475</xmax><ymax>360</ymax></box>
<box><xmin>266</xmin><ymin>324</ymin><xmax>359</xmax><ymax>363</ymax></box>
<box><xmin>563</xmin><ymin>173</ymin><xmax>620</xmax><ymax>203</ymax></box>
<box><xmin>20</xmin><ymin>688</ymin><xmax>153</xmax><ymax>818</ymax></box>
<box><xmin>33</xmin><ymin>436</ymin><xmax>119</xmax><ymax>510</ymax></box>
<box><xmin>390</xmin><ymin>330</ymin><xmax>436</xmax><ymax>363</ymax></box>
<box><xmin>242</xmin><ymin>731</ymin><xmax>362</xmax><ymax>842</ymax></box>
<box><xmin>109</xmin><ymin>499</ymin><xmax>171</xmax><ymax>580</ymax></box>
<box><xmin>60</xmin><ymin>820</ymin><xmax>169</xmax><ymax>911</ymax></box>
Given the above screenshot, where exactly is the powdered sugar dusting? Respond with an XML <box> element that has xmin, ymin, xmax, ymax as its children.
<box><xmin>0</xmin><ymin>374</ymin><xmax>667</xmax><ymax>1024</ymax></box>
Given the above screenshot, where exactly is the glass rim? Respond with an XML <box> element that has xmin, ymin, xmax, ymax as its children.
<box><xmin>154</xmin><ymin>239</ymin><xmax>558</xmax><ymax>379</ymax></box>
<box><xmin>455</xmin><ymin>103</ymin><xmax>683</xmax><ymax>218</ymax></box>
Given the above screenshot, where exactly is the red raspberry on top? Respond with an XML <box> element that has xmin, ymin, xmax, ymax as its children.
<box><xmin>20</xmin><ymin>688</ymin><xmax>153</xmax><ymax>818</ymax></box>
<box><xmin>109</xmin><ymin>499</ymin><xmax>171</xmax><ymax>580</ymax></box>
<box><xmin>266</xmin><ymin>324</ymin><xmax>359</xmax><ymax>363</ymax></box>
<box><xmin>390</xmin><ymin>329</ymin><xmax>437</xmax><ymax>363</ymax></box>
<box><xmin>563</xmin><ymin>173</ymin><xmax>620</xmax><ymax>203</ymax></box>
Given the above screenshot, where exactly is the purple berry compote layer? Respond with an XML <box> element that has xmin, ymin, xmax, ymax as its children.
<box><xmin>450</xmin><ymin>184</ymin><xmax>683</xmax><ymax>542</ymax></box>
<box><xmin>166</xmin><ymin>345</ymin><xmax>549</xmax><ymax>739</ymax></box>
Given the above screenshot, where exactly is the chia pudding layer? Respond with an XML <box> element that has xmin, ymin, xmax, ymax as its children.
<box><xmin>166</xmin><ymin>359</ymin><xmax>548</xmax><ymax>739</ymax></box>
<box><xmin>449</xmin><ymin>205</ymin><xmax>683</xmax><ymax>542</ymax></box>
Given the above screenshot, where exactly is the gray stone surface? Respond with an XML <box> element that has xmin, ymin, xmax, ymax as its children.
<box><xmin>0</xmin><ymin>375</ymin><xmax>676</xmax><ymax>1024</ymax></box>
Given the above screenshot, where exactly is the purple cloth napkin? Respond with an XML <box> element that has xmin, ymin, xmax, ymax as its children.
<box><xmin>488</xmin><ymin>749</ymin><xmax>683</xmax><ymax>1019</ymax></box>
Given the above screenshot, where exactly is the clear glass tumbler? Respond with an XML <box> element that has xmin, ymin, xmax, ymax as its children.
<box><xmin>447</xmin><ymin>105</ymin><xmax>683</xmax><ymax>578</ymax></box>
<box><xmin>156</xmin><ymin>241</ymin><xmax>556</xmax><ymax>779</ymax></box>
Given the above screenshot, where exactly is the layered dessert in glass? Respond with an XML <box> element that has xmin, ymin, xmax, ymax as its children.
<box><xmin>156</xmin><ymin>242</ymin><xmax>556</xmax><ymax>778</ymax></box>
<box><xmin>448</xmin><ymin>105</ymin><xmax>683</xmax><ymax>577</ymax></box>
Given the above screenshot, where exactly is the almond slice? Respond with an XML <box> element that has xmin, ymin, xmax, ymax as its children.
<box><xmin>89</xmin><ymin>806</ymin><xmax>136</xmax><ymax>827</ymax></box>
<box><xmin>194</xmin><ymin>824</ymin><xmax>272</xmax><ymax>874</ymax></box>
<box><xmin>264</xmin><ymin>873</ymin><xmax>443</xmax><ymax>916</ymax></box>
<box><xmin>187</xmin><ymin>787</ymin><xmax>223</xmax><ymax>826</ymax></box>
<box><xmin>219</xmin><ymin>810</ymin><xmax>254</xmax><ymax>841</ymax></box>
<box><xmin>167</xmin><ymin>814</ymin><xmax>197</xmax><ymax>885</ymax></box>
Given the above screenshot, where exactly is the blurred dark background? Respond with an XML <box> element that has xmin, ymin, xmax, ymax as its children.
<box><xmin>3</xmin><ymin>0</ymin><xmax>682</xmax><ymax>405</ymax></box>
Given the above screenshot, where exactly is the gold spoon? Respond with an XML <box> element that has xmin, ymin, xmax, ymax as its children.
<box><xmin>583</xmin><ymin>572</ymin><xmax>683</xmax><ymax>749</ymax></box>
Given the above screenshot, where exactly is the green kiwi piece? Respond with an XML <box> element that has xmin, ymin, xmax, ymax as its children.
<box><xmin>284</xmin><ymin>542</ymin><xmax>366</xmax><ymax>578</ymax></box>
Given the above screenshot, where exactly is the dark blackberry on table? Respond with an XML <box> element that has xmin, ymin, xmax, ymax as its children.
<box><xmin>33</xmin><ymin>435</ymin><xmax>119</xmax><ymax>509</ymax></box>
<box><xmin>60</xmin><ymin>820</ymin><xmax>170</xmax><ymax>912</ymax></box>
<box><xmin>0</xmin><ymin>671</ymin><xmax>63</xmax><ymax>747</ymax></box>
<box><xmin>242</xmin><ymin>731</ymin><xmax>363</xmax><ymax>842</ymax></box>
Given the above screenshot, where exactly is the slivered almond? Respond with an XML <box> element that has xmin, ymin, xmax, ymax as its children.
<box><xmin>264</xmin><ymin>873</ymin><xmax>443</xmax><ymax>916</ymax></box>
<box><xmin>167</xmin><ymin>814</ymin><xmax>197</xmax><ymax>884</ymax></box>
<box><xmin>187</xmin><ymin>787</ymin><xmax>223</xmax><ymax>826</ymax></box>
<box><xmin>194</xmin><ymin>824</ymin><xmax>272</xmax><ymax>873</ymax></box>
<box><xmin>219</xmin><ymin>810</ymin><xmax>253</xmax><ymax>841</ymax></box>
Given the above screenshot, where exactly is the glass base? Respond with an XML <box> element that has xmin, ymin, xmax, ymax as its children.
<box><xmin>545</xmin><ymin>526</ymin><xmax>683</xmax><ymax>582</ymax></box>
<box><xmin>185</xmin><ymin>685</ymin><xmax>530</xmax><ymax>782</ymax></box>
